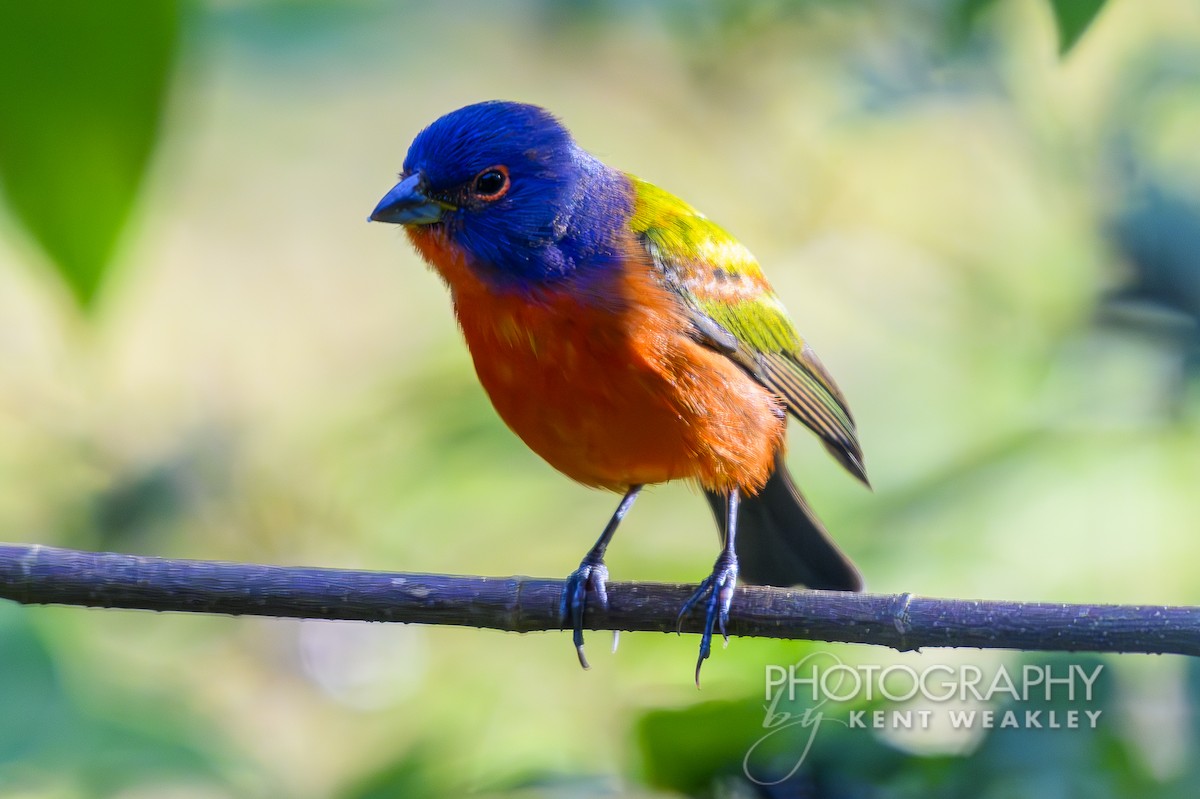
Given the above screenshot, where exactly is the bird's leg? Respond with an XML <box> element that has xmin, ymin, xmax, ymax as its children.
<box><xmin>678</xmin><ymin>486</ymin><xmax>741</xmax><ymax>686</ymax></box>
<box><xmin>561</xmin><ymin>485</ymin><xmax>643</xmax><ymax>669</ymax></box>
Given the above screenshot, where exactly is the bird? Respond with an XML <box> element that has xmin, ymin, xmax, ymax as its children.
<box><xmin>369</xmin><ymin>101</ymin><xmax>867</xmax><ymax>682</ymax></box>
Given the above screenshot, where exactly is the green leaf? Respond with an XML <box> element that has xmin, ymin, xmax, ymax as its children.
<box><xmin>1049</xmin><ymin>0</ymin><xmax>1107</xmax><ymax>55</ymax></box>
<box><xmin>0</xmin><ymin>2</ymin><xmax>181</xmax><ymax>309</ymax></box>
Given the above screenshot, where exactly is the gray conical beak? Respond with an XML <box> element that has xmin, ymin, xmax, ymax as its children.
<box><xmin>368</xmin><ymin>173</ymin><xmax>453</xmax><ymax>225</ymax></box>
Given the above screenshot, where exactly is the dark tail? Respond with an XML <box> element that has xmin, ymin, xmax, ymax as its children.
<box><xmin>704</xmin><ymin>454</ymin><xmax>863</xmax><ymax>591</ymax></box>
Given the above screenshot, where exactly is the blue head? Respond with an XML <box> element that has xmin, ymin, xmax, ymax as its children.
<box><xmin>369</xmin><ymin>101</ymin><xmax>631</xmax><ymax>287</ymax></box>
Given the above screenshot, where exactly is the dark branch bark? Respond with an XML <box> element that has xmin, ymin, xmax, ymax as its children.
<box><xmin>1</xmin><ymin>543</ymin><xmax>1198</xmax><ymax>656</ymax></box>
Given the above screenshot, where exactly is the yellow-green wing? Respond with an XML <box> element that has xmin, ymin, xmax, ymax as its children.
<box><xmin>628</xmin><ymin>176</ymin><xmax>867</xmax><ymax>484</ymax></box>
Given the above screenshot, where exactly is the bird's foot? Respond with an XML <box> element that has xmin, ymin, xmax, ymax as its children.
<box><xmin>561</xmin><ymin>555</ymin><xmax>610</xmax><ymax>669</ymax></box>
<box><xmin>677</xmin><ymin>549</ymin><xmax>739</xmax><ymax>687</ymax></box>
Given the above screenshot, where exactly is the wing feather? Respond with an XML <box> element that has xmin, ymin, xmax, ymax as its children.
<box><xmin>628</xmin><ymin>175</ymin><xmax>868</xmax><ymax>485</ymax></box>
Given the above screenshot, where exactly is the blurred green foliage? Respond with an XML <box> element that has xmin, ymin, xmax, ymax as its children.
<box><xmin>0</xmin><ymin>1</ymin><xmax>180</xmax><ymax>308</ymax></box>
<box><xmin>4</xmin><ymin>0</ymin><xmax>1200</xmax><ymax>797</ymax></box>
<box><xmin>0</xmin><ymin>605</ymin><xmax>239</xmax><ymax>796</ymax></box>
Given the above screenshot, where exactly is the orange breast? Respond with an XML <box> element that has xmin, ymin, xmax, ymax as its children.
<box><xmin>408</xmin><ymin>228</ymin><xmax>785</xmax><ymax>493</ymax></box>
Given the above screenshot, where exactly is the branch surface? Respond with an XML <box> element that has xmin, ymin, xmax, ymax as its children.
<box><xmin>2</xmin><ymin>543</ymin><xmax>1198</xmax><ymax>656</ymax></box>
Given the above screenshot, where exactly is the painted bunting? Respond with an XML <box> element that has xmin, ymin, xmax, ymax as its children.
<box><xmin>370</xmin><ymin>101</ymin><xmax>866</xmax><ymax>682</ymax></box>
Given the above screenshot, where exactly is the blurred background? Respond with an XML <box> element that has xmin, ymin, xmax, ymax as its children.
<box><xmin>2</xmin><ymin>0</ymin><xmax>1200</xmax><ymax>796</ymax></box>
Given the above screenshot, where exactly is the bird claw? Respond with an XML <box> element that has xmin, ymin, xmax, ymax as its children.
<box><xmin>561</xmin><ymin>557</ymin><xmax>610</xmax><ymax>670</ymax></box>
<box><xmin>677</xmin><ymin>550</ymin><xmax>739</xmax><ymax>687</ymax></box>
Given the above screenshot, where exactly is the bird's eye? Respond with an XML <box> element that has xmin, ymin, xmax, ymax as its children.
<box><xmin>472</xmin><ymin>166</ymin><xmax>509</xmax><ymax>200</ymax></box>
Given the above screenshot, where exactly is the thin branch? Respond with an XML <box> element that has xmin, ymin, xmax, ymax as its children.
<box><xmin>1</xmin><ymin>543</ymin><xmax>1198</xmax><ymax>656</ymax></box>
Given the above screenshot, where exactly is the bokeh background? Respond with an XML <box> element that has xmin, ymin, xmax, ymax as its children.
<box><xmin>3</xmin><ymin>0</ymin><xmax>1200</xmax><ymax>796</ymax></box>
